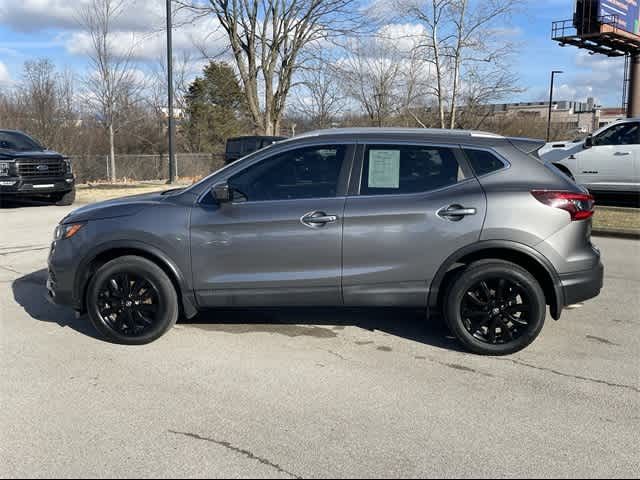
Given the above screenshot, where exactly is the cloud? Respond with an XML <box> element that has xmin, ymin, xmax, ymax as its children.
<box><xmin>0</xmin><ymin>0</ymin><xmax>164</xmax><ymax>33</ymax></box>
<box><xmin>529</xmin><ymin>51</ymin><xmax>625</xmax><ymax>106</ymax></box>
<box><xmin>0</xmin><ymin>61</ymin><xmax>11</xmax><ymax>84</ymax></box>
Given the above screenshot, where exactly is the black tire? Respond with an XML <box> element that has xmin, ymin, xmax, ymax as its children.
<box><xmin>444</xmin><ymin>260</ymin><xmax>546</xmax><ymax>355</ymax></box>
<box><xmin>86</xmin><ymin>256</ymin><xmax>179</xmax><ymax>345</ymax></box>
<box><xmin>54</xmin><ymin>188</ymin><xmax>75</xmax><ymax>206</ymax></box>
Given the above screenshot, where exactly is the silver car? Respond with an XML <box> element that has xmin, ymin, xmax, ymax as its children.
<box><xmin>47</xmin><ymin>128</ymin><xmax>603</xmax><ymax>355</ymax></box>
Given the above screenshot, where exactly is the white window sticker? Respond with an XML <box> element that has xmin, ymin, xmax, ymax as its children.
<box><xmin>368</xmin><ymin>150</ymin><xmax>400</xmax><ymax>188</ymax></box>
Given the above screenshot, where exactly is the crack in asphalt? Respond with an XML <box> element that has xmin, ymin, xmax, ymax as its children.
<box><xmin>0</xmin><ymin>244</ymin><xmax>48</xmax><ymax>251</ymax></box>
<box><xmin>325</xmin><ymin>349</ymin><xmax>347</xmax><ymax>361</ymax></box>
<box><xmin>168</xmin><ymin>430</ymin><xmax>301</xmax><ymax>479</ymax></box>
<box><xmin>501</xmin><ymin>358</ymin><xmax>639</xmax><ymax>393</ymax></box>
<box><xmin>0</xmin><ymin>265</ymin><xmax>22</xmax><ymax>274</ymax></box>
<box><xmin>0</xmin><ymin>246</ymin><xmax>50</xmax><ymax>256</ymax></box>
<box><xmin>585</xmin><ymin>335</ymin><xmax>620</xmax><ymax>346</ymax></box>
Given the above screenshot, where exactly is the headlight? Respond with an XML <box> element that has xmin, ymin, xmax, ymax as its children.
<box><xmin>0</xmin><ymin>162</ymin><xmax>10</xmax><ymax>177</ymax></box>
<box><xmin>54</xmin><ymin>223</ymin><xmax>84</xmax><ymax>240</ymax></box>
<box><xmin>64</xmin><ymin>159</ymin><xmax>72</xmax><ymax>174</ymax></box>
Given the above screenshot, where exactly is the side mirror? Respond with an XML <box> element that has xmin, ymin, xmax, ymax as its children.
<box><xmin>584</xmin><ymin>135</ymin><xmax>593</xmax><ymax>149</ymax></box>
<box><xmin>212</xmin><ymin>182</ymin><xmax>233</xmax><ymax>203</ymax></box>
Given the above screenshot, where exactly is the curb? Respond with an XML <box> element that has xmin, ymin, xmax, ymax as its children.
<box><xmin>592</xmin><ymin>229</ymin><xmax>640</xmax><ymax>240</ymax></box>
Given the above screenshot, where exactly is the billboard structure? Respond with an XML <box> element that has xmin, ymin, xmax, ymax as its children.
<box><xmin>552</xmin><ymin>0</ymin><xmax>640</xmax><ymax>117</ymax></box>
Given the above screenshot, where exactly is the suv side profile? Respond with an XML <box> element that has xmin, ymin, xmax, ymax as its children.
<box><xmin>48</xmin><ymin>128</ymin><xmax>603</xmax><ymax>355</ymax></box>
<box><xmin>540</xmin><ymin>118</ymin><xmax>640</xmax><ymax>194</ymax></box>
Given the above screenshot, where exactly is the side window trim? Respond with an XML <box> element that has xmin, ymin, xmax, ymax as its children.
<box><xmin>197</xmin><ymin>141</ymin><xmax>357</xmax><ymax>205</ymax></box>
<box><xmin>460</xmin><ymin>146</ymin><xmax>511</xmax><ymax>179</ymax></box>
<box><xmin>226</xmin><ymin>143</ymin><xmax>356</xmax><ymax>205</ymax></box>
<box><xmin>351</xmin><ymin>142</ymin><xmax>471</xmax><ymax>198</ymax></box>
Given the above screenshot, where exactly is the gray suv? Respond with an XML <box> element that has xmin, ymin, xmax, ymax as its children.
<box><xmin>47</xmin><ymin>128</ymin><xmax>604</xmax><ymax>355</ymax></box>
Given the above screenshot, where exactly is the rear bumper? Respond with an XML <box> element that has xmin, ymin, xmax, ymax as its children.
<box><xmin>0</xmin><ymin>176</ymin><xmax>74</xmax><ymax>194</ymax></box>
<box><xmin>560</xmin><ymin>261</ymin><xmax>604</xmax><ymax>306</ymax></box>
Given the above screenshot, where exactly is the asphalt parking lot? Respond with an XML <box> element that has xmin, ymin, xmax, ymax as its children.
<box><xmin>1</xmin><ymin>203</ymin><xmax>639</xmax><ymax>478</ymax></box>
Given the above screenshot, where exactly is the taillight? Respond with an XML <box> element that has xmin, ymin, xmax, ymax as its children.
<box><xmin>531</xmin><ymin>190</ymin><xmax>595</xmax><ymax>221</ymax></box>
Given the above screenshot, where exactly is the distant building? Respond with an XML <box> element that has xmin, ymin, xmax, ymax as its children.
<box><xmin>478</xmin><ymin>98</ymin><xmax>625</xmax><ymax>133</ymax></box>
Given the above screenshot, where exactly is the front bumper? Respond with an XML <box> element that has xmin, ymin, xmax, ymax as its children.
<box><xmin>0</xmin><ymin>176</ymin><xmax>74</xmax><ymax>194</ymax></box>
<box><xmin>560</xmin><ymin>261</ymin><xmax>604</xmax><ymax>306</ymax></box>
<box><xmin>46</xmin><ymin>238</ymin><xmax>80</xmax><ymax>309</ymax></box>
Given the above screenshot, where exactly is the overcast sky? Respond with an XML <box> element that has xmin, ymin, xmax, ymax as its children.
<box><xmin>0</xmin><ymin>0</ymin><xmax>625</xmax><ymax>108</ymax></box>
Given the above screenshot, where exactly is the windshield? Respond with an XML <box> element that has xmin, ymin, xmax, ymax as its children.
<box><xmin>0</xmin><ymin>131</ymin><xmax>43</xmax><ymax>152</ymax></box>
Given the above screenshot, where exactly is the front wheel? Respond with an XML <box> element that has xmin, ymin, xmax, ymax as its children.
<box><xmin>86</xmin><ymin>256</ymin><xmax>179</xmax><ymax>345</ymax></box>
<box><xmin>444</xmin><ymin>260</ymin><xmax>546</xmax><ymax>355</ymax></box>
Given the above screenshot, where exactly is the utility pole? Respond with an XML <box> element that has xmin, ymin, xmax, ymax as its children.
<box><xmin>166</xmin><ymin>0</ymin><xmax>176</xmax><ymax>184</ymax></box>
<box><xmin>547</xmin><ymin>70</ymin><xmax>563</xmax><ymax>142</ymax></box>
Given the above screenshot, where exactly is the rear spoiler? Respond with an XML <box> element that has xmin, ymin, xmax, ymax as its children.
<box><xmin>508</xmin><ymin>137</ymin><xmax>547</xmax><ymax>157</ymax></box>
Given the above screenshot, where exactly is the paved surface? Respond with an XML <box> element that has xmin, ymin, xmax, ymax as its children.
<box><xmin>1</xmin><ymin>203</ymin><xmax>639</xmax><ymax>478</ymax></box>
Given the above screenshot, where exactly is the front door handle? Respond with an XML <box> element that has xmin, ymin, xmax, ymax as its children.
<box><xmin>301</xmin><ymin>211</ymin><xmax>338</xmax><ymax>227</ymax></box>
<box><xmin>437</xmin><ymin>205</ymin><xmax>477</xmax><ymax>222</ymax></box>
<box><xmin>614</xmin><ymin>152</ymin><xmax>631</xmax><ymax>156</ymax></box>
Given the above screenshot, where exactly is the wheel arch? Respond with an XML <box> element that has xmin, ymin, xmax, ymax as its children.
<box><xmin>428</xmin><ymin>240</ymin><xmax>564</xmax><ymax>320</ymax></box>
<box><xmin>74</xmin><ymin>240</ymin><xmax>198</xmax><ymax>319</ymax></box>
<box><xmin>552</xmin><ymin>163</ymin><xmax>575</xmax><ymax>180</ymax></box>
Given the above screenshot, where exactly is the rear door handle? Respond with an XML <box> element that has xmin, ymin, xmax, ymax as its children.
<box><xmin>301</xmin><ymin>211</ymin><xmax>338</xmax><ymax>227</ymax></box>
<box><xmin>437</xmin><ymin>205</ymin><xmax>477</xmax><ymax>221</ymax></box>
<box><xmin>614</xmin><ymin>152</ymin><xmax>631</xmax><ymax>156</ymax></box>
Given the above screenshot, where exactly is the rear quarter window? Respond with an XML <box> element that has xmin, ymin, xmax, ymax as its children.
<box><xmin>464</xmin><ymin>149</ymin><xmax>506</xmax><ymax>176</ymax></box>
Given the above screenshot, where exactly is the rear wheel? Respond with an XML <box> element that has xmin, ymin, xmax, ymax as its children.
<box><xmin>86</xmin><ymin>256</ymin><xmax>179</xmax><ymax>345</ymax></box>
<box><xmin>444</xmin><ymin>260</ymin><xmax>546</xmax><ymax>355</ymax></box>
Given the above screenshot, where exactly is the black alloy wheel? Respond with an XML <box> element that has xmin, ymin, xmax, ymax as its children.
<box><xmin>87</xmin><ymin>256</ymin><xmax>179</xmax><ymax>345</ymax></box>
<box><xmin>460</xmin><ymin>278</ymin><xmax>531</xmax><ymax>345</ymax></box>
<box><xmin>444</xmin><ymin>260</ymin><xmax>546</xmax><ymax>355</ymax></box>
<box><xmin>97</xmin><ymin>272</ymin><xmax>161</xmax><ymax>337</ymax></box>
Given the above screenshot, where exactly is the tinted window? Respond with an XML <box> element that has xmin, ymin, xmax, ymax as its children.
<box><xmin>464</xmin><ymin>149</ymin><xmax>506</xmax><ymax>176</ymax></box>
<box><xmin>360</xmin><ymin>145</ymin><xmax>465</xmax><ymax>196</ymax></box>
<box><xmin>228</xmin><ymin>145</ymin><xmax>346</xmax><ymax>201</ymax></box>
<box><xmin>0</xmin><ymin>131</ymin><xmax>42</xmax><ymax>152</ymax></box>
<box><xmin>594</xmin><ymin>123</ymin><xmax>639</xmax><ymax>146</ymax></box>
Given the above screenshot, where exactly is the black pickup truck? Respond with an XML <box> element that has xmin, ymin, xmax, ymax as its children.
<box><xmin>0</xmin><ymin>130</ymin><xmax>75</xmax><ymax>206</ymax></box>
<box><xmin>224</xmin><ymin>135</ymin><xmax>286</xmax><ymax>164</ymax></box>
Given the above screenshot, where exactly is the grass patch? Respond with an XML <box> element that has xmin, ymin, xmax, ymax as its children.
<box><xmin>76</xmin><ymin>181</ymin><xmax>192</xmax><ymax>204</ymax></box>
<box><xmin>593</xmin><ymin>207</ymin><xmax>640</xmax><ymax>233</ymax></box>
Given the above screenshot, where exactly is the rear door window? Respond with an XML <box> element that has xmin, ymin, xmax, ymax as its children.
<box><xmin>360</xmin><ymin>145</ymin><xmax>465</xmax><ymax>196</ymax></box>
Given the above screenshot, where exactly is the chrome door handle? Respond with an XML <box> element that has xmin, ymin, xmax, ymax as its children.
<box><xmin>437</xmin><ymin>205</ymin><xmax>477</xmax><ymax>221</ymax></box>
<box><xmin>301</xmin><ymin>211</ymin><xmax>338</xmax><ymax>227</ymax></box>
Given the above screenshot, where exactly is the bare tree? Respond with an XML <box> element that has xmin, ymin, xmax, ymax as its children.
<box><xmin>337</xmin><ymin>38</ymin><xmax>402</xmax><ymax>127</ymax></box>
<box><xmin>401</xmin><ymin>0</ymin><xmax>521</xmax><ymax>129</ymax></box>
<box><xmin>290</xmin><ymin>58</ymin><xmax>345</xmax><ymax>129</ymax></box>
<box><xmin>179</xmin><ymin>0</ymin><xmax>360</xmax><ymax>135</ymax></box>
<box><xmin>77</xmin><ymin>0</ymin><xmax>141</xmax><ymax>181</ymax></box>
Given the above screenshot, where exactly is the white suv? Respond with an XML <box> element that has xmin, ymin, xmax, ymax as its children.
<box><xmin>540</xmin><ymin>118</ymin><xmax>639</xmax><ymax>194</ymax></box>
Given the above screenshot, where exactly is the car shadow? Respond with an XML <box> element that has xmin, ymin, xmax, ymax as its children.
<box><xmin>13</xmin><ymin>269</ymin><xmax>464</xmax><ymax>352</ymax></box>
<box><xmin>11</xmin><ymin>269</ymin><xmax>102</xmax><ymax>340</ymax></box>
<box><xmin>184</xmin><ymin>307</ymin><xmax>464</xmax><ymax>353</ymax></box>
<box><xmin>0</xmin><ymin>196</ymin><xmax>58</xmax><ymax>209</ymax></box>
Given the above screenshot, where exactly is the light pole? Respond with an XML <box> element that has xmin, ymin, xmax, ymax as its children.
<box><xmin>547</xmin><ymin>70</ymin><xmax>563</xmax><ymax>142</ymax></box>
<box><xmin>166</xmin><ymin>0</ymin><xmax>176</xmax><ymax>184</ymax></box>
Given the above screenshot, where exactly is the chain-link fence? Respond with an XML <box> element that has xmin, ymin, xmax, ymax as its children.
<box><xmin>69</xmin><ymin>153</ymin><xmax>226</xmax><ymax>183</ymax></box>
